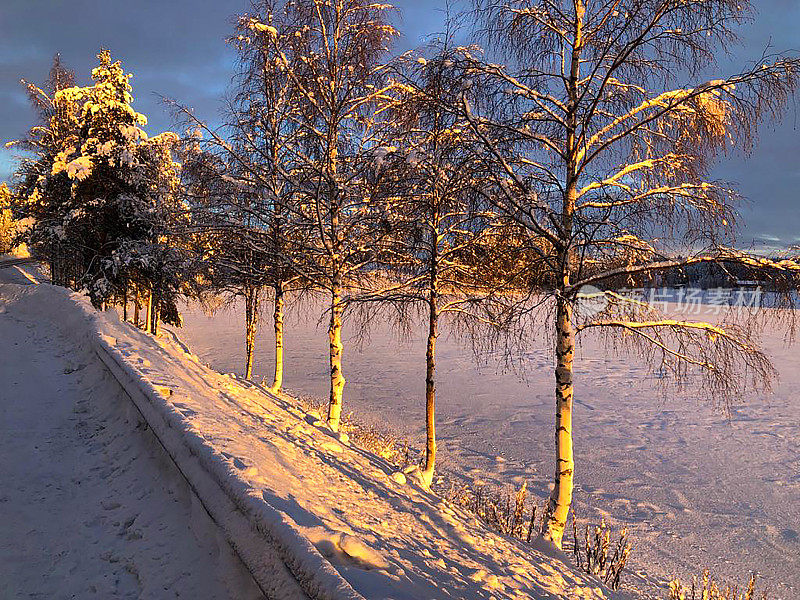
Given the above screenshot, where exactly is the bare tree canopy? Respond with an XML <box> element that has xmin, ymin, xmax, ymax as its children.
<box><xmin>448</xmin><ymin>0</ymin><xmax>800</xmax><ymax>547</ymax></box>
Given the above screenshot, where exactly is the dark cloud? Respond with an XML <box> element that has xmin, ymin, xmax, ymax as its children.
<box><xmin>707</xmin><ymin>4</ymin><xmax>800</xmax><ymax>249</ymax></box>
<box><xmin>0</xmin><ymin>0</ymin><xmax>245</xmax><ymax>142</ymax></box>
<box><xmin>1</xmin><ymin>1</ymin><xmax>797</xmax><ymax>246</ymax></box>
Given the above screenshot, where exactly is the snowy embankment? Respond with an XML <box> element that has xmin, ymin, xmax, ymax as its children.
<box><xmin>178</xmin><ymin>299</ymin><xmax>800</xmax><ymax>598</ymax></box>
<box><xmin>0</xmin><ymin>281</ymin><xmax>618</xmax><ymax>600</ymax></box>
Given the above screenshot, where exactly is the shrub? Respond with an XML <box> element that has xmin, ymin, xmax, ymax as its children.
<box><xmin>668</xmin><ymin>571</ymin><xmax>770</xmax><ymax>600</ymax></box>
<box><xmin>571</xmin><ymin>512</ymin><xmax>631</xmax><ymax>591</ymax></box>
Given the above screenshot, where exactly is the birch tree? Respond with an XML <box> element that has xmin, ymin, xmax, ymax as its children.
<box><xmin>454</xmin><ymin>0</ymin><xmax>800</xmax><ymax>547</ymax></box>
<box><xmin>267</xmin><ymin>0</ymin><xmax>399</xmax><ymax>431</ymax></box>
<box><xmin>360</xmin><ymin>47</ymin><xmax>516</xmax><ymax>486</ymax></box>
<box><xmin>177</xmin><ymin>1</ymin><xmax>306</xmax><ymax>390</ymax></box>
<box><xmin>199</xmin><ymin>224</ymin><xmax>273</xmax><ymax>380</ymax></box>
<box><xmin>184</xmin><ymin>168</ymin><xmax>282</xmax><ymax>381</ymax></box>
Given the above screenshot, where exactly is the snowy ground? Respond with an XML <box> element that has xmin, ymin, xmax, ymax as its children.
<box><xmin>0</xmin><ymin>271</ymin><xmax>620</xmax><ymax>600</ymax></box>
<box><xmin>0</xmin><ymin>266</ymin><xmax>265</xmax><ymax>599</ymax></box>
<box><xmin>176</xmin><ymin>297</ymin><xmax>800</xmax><ymax>598</ymax></box>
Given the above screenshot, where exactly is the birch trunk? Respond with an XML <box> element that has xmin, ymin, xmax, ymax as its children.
<box><xmin>327</xmin><ymin>285</ymin><xmax>346</xmax><ymax>432</ymax></box>
<box><xmin>421</xmin><ymin>290</ymin><xmax>438</xmax><ymax>487</ymax></box>
<box><xmin>545</xmin><ymin>295</ymin><xmax>575</xmax><ymax>548</ymax></box>
<box><xmin>244</xmin><ymin>286</ymin><xmax>259</xmax><ymax>380</ymax></box>
<box><xmin>543</xmin><ymin>0</ymin><xmax>582</xmax><ymax>549</ymax></box>
<box><xmin>144</xmin><ymin>290</ymin><xmax>153</xmax><ymax>333</ymax></box>
<box><xmin>271</xmin><ymin>282</ymin><xmax>285</xmax><ymax>392</ymax></box>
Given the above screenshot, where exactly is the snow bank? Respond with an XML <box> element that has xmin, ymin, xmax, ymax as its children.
<box><xmin>0</xmin><ymin>282</ymin><xmax>618</xmax><ymax>600</ymax></box>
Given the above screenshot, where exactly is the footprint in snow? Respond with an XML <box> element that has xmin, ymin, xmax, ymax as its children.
<box><xmin>173</xmin><ymin>403</ymin><xmax>197</xmax><ymax>417</ymax></box>
<box><xmin>221</xmin><ymin>452</ymin><xmax>248</xmax><ymax>470</ymax></box>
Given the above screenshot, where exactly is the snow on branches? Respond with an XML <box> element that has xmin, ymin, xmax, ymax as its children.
<box><xmin>10</xmin><ymin>51</ymin><xmax>187</xmax><ymax>315</ymax></box>
<box><xmin>447</xmin><ymin>0</ymin><xmax>800</xmax><ymax>548</ymax></box>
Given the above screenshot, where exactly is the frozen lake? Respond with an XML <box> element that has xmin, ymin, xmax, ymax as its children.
<box><xmin>175</xmin><ymin>297</ymin><xmax>800</xmax><ymax>597</ymax></box>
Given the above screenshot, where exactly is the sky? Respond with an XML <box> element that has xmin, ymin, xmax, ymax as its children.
<box><xmin>0</xmin><ymin>0</ymin><xmax>798</xmax><ymax>249</ymax></box>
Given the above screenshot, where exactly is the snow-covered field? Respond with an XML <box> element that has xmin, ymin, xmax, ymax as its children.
<box><xmin>0</xmin><ymin>268</ymin><xmax>265</xmax><ymax>599</ymax></box>
<box><xmin>176</xmin><ymin>297</ymin><xmax>800</xmax><ymax>598</ymax></box>
<box><xmin>3</xmin><ymin>257</ymin><xmax>796</xmax><ymax>598</ymax></box>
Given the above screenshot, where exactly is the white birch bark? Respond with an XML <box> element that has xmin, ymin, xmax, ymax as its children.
<box><xmin>420</xmin><ymin>282</ymin><xmax>439</xmax><ymax>486</ymax></box>
<box><xmin>327</xmin><ymin>284</ymin><xmax>346</xmax><ymax>432</ymax></box>
<box><xmin>244</xmin><ymin>286</ymin><xmax>259</xmax><ymax>380</ymax></box>
<box><xmin>271</xmin><ymin>282</ymin><xmax>285</xmax><ymax>392</ymax></box>
<box><xmin>545</xmin><ymin>294</ymin><xmax>575</xmax><ymax>548</ymax></box>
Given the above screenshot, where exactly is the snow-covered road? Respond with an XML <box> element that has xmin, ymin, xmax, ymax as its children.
<box><xmin>0</xmin><ymin>270</ymin><xmax>264</xmax><ymax>599</ymax></box>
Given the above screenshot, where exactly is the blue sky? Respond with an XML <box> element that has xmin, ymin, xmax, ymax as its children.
<box><xmin>0</xmin><ymin>0</ymin><xmax>797</xmax><ymax>248</ymax></box>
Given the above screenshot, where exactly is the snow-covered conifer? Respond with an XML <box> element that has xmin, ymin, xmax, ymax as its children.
<box><xmin>11</xmin><ymin>51</ymin><xmax>189</xmax><ymax>325</ymax></box>
<box><xmin>8</xmin><ymin>55</ymin><xmax>80</xmax><ymax>283</ymax></box>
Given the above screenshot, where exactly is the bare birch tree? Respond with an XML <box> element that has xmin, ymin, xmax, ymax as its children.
<box><xmin>191</xmin><ymin>215</ymin><xmax>274</xmax><ymax>380</ymax></box>
<box><xmin>452</xmin><ymin>0</ymin><xmax>800</xmax><ymax>547</ymax></box>
<box><xmin>176</xmin><ymin>0</ymin><xmax>307</xmax><ymax>390</ymax></box>
<box><xmin>256</xmin><ymin>0</ymin><xmax>399</xmax><ymax>431</ymax></box>
<box><xmin>358</xmin><ymin>45</ymin><xmax>518</xmax><ymax>486</ymax></box>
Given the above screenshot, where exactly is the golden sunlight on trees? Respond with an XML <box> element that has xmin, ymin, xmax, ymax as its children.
<box><xmin>6</xmin><ymin>3</ymin><xmax>800</xmax><ymax>584</ymax></box>
<box><xmin>448</xmin><ymin>0</ymin><xmax>800</xmax><ymax>547</ymax></box>
<box><xmin>0</xmin><ymin>183</ymin><xmax>14</xmax><ymax>254</ymax></box>
<box><xmin>9</xmin><ymin>51</ymin><xmax>188</xmax><ymax>328</ymax></box>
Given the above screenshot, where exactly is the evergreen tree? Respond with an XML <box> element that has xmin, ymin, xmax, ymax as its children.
<box><xmin>9</xmin><ymin>55</ymin><xmax>80</xmax><ymax>284</ymax></box>
<box><xmin>0</xmin><ymin>183</ymin><xmax>14</xmax><ymax>254</ymax></box>
<box><xmin>12</xmin><ymin>51</ymin><xmax>188</xmax><ymax>327</ymax></box>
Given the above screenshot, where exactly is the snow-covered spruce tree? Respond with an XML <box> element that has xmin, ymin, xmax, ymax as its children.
<box><xmin>452</xmin><ymin>0</ymin><xmax>800</xmax><ymax>548</ymax></box>
<box><xmin>176</xmin><ymin>0</ymin><xmax>307</xmax><ymax>388</ymax></box>
<box><xmin>17</xmin><ymin>50</ymin><xmax>187</xmax><ymax>321</ymax></box>
<box><xmin>107</xmin><ymin>128</ymin><xmax>189</xmax><ymax>334</ymax></box>
<box><xmin>357</xmin><ymin>45</ymin><xmax>518</xmax><ymax>486</ymax></box>
<box><xmin>266</xmin><ymin>0</ymin><xmax>399</xmax><ymax>431</ymax></box>
<box><xmin>8</xmin><ymin>55</ymin><xmax>79</xmax><ymax>283</ymax></box>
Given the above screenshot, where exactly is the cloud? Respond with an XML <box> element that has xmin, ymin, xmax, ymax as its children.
<box><xmin>0</xmin><ymin>0</ymin><xmax>246</xmax><ymax>142</ymax></box>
